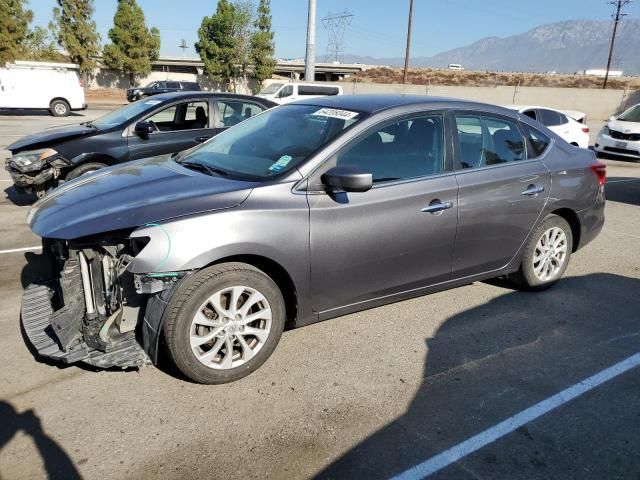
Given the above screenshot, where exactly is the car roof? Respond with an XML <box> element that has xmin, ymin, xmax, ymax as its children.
<box><xmin>292</xmin><ymin>94</ymin><xmax>516</xmax><ymax>116</ymax></box>
<box><xmin>149</xmin><ymin>91</ymin><xmax>272</xmax><ymax>103</ymax></box>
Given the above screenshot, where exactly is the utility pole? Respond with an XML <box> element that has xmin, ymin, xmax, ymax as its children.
<box><xmin>603</xmin><ymin>0</ymin><xmax>631</xmax><ymax>89</ymax></box>
<box><xmin>305</xmin><ymin>0</ymin><xmax>316</xmax><ymax>82</ymax></box>
<box><xmin>403</xmin><ymin>0</ymin><xmax>414</xmax><ymax>84</ymax></box>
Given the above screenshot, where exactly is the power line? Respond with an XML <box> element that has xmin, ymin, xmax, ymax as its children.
<box><xmin>322</xmin><ymin>10</ymin><xmax>354</xmax><ymax>63</ymax></box>
<box><xmin>603</xmin><ymin>0</ymin><xmax>631</xmax><ymax>89</ymax></box>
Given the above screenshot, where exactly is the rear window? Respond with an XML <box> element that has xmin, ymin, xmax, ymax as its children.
<box><xmin>298</xmin><ymin>85</ymin><xmax>340</xmax><ymax>96</ymax></box>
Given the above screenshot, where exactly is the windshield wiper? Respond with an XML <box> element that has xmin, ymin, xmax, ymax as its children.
<box><xmin>180</xmin><ymin>161</ymin><xmax>229</xmax><ymax>176</ymax></box>
<box><xmin>81</xmin><ymin>121</ymin><xmax>97</xmax><ymax>129</ymax></box>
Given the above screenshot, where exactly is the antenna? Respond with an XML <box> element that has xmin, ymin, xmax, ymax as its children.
<box><xmin>179</xmin><ymin>39</ymin><xmax>189</xmax><ymax>57</ymax></box>
<box><xmin>322</xmin><ymin>10</ymin><xmax>354</xmax><ymax>63</ymax></box>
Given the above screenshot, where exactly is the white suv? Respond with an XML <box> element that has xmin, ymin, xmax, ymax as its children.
<box><xmin>505</xmin><ymin>105</ymin><xmax>590</xmax><ymax>148</ymax></box>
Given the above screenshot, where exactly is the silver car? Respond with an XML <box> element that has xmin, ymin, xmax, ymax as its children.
<box><xmin>22</xmin><ymin>95</ymin><xmax>606</xmax><ymax>384</ymax></box>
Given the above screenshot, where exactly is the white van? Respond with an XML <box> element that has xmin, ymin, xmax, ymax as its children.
<box><xmin>0</xmin><ymin>61</ymin><xmax>86</xmax><ymax>116</ymax></box>
<box><xmin>257</xmin><ymin>82</ymin><xmax>343</xmax><ymax>104</ymax></box>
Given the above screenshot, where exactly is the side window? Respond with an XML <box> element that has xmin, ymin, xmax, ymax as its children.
<box><xmin>279</xmin><ymin>85</ymin><xmax>293</xmax><ymax>98</ymax></box>
<box><xmin>336</xmin><ymin>114</ymin><xmax>444</xmax><ymax>184</ymax></box>
<box><xmin>166</xmin><ymin>82</ymin><xmax>180</xmax><ymax>89</ymax></box>
<box><xmin>216</xmin><ymin>100</ymin><xmax>265</xmax><ymax>128</ymax></box>
<box><xmin>539</xmin><ymin>109</ymin><xmax>563</xmax><ymax>127</ymax></box>
<box><xmin>155</xmin><ymin>82</ymin><xmax>166</xmax><ymax>89</ymax></box>
<box><xmin>557</xmin><ymin>113</ymin><xmax>569</xmax><ymax>125</ymax></box>
<box><xmin>521</xmin><ymin>123</ymin><xmax>551</xmax><ymax>158</ymax></box>
<box><xmin>184</xmin><ymin>101</ymin><xmax>209</xmax><ymax>129</ymax></box>
<box><xmin>522</xmin><ymin>110</ymin><xmax>537</xmax><ymax>121</ymax></box>
<box><xmin>145</xmin><ymin>105</ymin><xmax>177</xmax><ymax>131</ymax></box>
<box><xmin>455</xmin><ymin>115</ymin><xmax>525</xmax><ymax>168</ymax></box>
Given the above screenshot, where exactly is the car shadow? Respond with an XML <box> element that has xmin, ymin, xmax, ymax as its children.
<box><xmin>315</xmin><ymin>273</ymin><xmax>640</xmax><ymax>479</ymax></box>
<box><xmin>0</xmin><ymin>401</ymin><xmax>82</xmax><ymax>479</ymax></box>
<box><xmin>4</xmin><ymin>185</ymin><xmax>36</xmax><ymax>206</ymax></box>
<box><xmin>0</xmin><ymin>109</ymin><xmax>84</xmax><ymax>117</ymax></box>
<box><xmin>606</xmin><ymin>177</ymin><xmax>640</xmax><ymax>207</ymax></box>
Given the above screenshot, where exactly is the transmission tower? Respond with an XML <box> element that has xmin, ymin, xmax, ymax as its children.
<box><xmin>322</xmin><ymin>10</ymin><xmax>354</xmax><ymax>63</ymax></box>
<box><xmin>178</xmin><ymin>39</ymin><xmax>189</xmax><ymax>57</ymax></box>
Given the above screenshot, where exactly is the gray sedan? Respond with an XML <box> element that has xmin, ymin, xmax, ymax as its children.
<box><xmin>23</xmin><ymin>95</ymin><xmax>606</xmax><ymax>384</ymax></box>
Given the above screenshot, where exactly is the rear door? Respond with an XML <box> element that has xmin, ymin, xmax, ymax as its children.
<box><xmin>451</xmin><ymin>112</ymin><xmax>551</xmax><ymax>278</ymax></box>
<box><xmin>127</xmin><ymin>98</ymin><xmax>215</xmax><ymax>160</ymax></box>
<box><xmin>212</xmin><ymin>98</ymin><xmax>270</xmax><ymax>135</ymax></box>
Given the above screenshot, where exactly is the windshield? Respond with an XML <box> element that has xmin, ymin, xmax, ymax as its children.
<box><xmin>178</xmin><ymin>104</ymin><xmax>364</xmax><ymax>179</ymax></box>
<box><xmin>260</xmin><ymin>83</ymin><xmax>284</xmax><ymax>95</ymax></box>
<box><xmin>144</xmin><ymin>81</ymin><xmax>158</xmax><ymax>89</ymax></box>
<box><xmin>91</xmin><ymin>98</ymin><xmax>163</xmax><ymax>129</ymax></box>
<box><xmin>617</xmin><ymin>105</ymin><xmax>640</xmax><ymax>122</ymax></box>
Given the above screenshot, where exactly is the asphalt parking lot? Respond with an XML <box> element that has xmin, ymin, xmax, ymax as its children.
<box><xmin>1</xmin><ymin>108</ymin><xmax>639</xmax><ymax>480</ymax></box>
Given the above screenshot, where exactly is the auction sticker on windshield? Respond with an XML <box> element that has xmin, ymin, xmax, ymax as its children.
<box><xmin>312</xmin><ymin>108</ymin><xmax>359</xmax><ymax>120</ymax></box>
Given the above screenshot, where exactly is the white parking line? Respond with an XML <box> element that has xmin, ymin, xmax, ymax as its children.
<box><xmin>0</xmin><ymin>246</ymin><xmax>42</xmax><ymax>254</ymax></box>
<box><xmin>391</xmin><ymin>352</ymin><xmax>640</xmax><ymax>480</ymax></box>
<box><xmin>607</xmin><ymin>179</ymin><xmax>640</xmax><ymax>184</ymax></box>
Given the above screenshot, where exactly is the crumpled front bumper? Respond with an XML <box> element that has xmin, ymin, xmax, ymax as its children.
<box><xmin>594</xmin><ymin>133</ymin><xmax>640</xmax><ymax>159</ymax></box>
<box><xmin>5</xmin><ymin>159</ymin><xmax>55</xmax><ymax>191</ymax></box>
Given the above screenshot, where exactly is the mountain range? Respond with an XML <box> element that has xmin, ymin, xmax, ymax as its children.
<box><xmin>325</xmin><ymin>20</ymin><xmax>640</xmax><ymax>75</ymax></box>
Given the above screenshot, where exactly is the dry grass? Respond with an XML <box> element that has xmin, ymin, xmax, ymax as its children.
<box><xmin>85</xmin><ymin>88</ymin><xmax>126</xmax><ymax>103</ymax></box>
<box><xmin>352</xmin><ymin>67</ymin><xmax>640</xmax><ymax>90</ymax></box>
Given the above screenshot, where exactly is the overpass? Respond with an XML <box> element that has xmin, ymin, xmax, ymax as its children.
<box><xmin>148</xmin><ymin>57</ymin><xmax>370</xmax><ymax>81</ymax></box>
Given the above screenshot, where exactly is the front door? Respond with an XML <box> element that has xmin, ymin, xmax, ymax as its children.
<box><xmin>308</xmin><ymin>112</ymin><xmax>459</xmax><ymax>314</ymax></box>
<box><xmin>127</xmin><ymin>99</ymin><xmax>215</xmax><ymax>160</ymax></box>
<box><xmin>451</xmin><ymin>112</ymin><xmax>551</xmax><ymax>277</ymax></box>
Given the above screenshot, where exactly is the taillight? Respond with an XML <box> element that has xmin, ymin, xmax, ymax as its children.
<box><xmin>590</xmin><ymin>163</ymin><xmax>606</xmax><ymax>186</ymax></box>
<box><xmin>582</xmin><ymin>126</ymin><xmax>589</xmax><ymax>133</ymax></box>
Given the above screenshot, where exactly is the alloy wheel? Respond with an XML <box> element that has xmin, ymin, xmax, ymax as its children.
<box><xmin>189</xmin><ymin>285</ymin><xmax>272</xmax><ymax>369</ymax></box>
<box><xmin>532</xmin><ymin>227</ymin><xmax>568</xmax><ymax>282</ymax></box>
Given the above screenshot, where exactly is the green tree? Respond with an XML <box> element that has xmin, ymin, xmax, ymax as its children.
<box><xmin>103</xmin><ymin>0</ymin><xmax>161</xmax><ymax>86</ymax></box>
<box><xmin>195</xmin><ymin>0</ymin><xmax>238</xmax><ymax>90</ymax></box>
<box><xmin>23</xmin><ymin>26</ymin><xmax>67</xmax><ymax>62</ymax></box>
<box><xmin>250</xmin><ymin>0</ymin><xmax>275</xmax><ymax>89</ymax></box>
<box><xmin>0</xmin><ymin>0</ymin><xmax>33</xmax><ymax>65</ymax></box>
<box><xmin>52</xmin><ymin>0</ymin><xmax>101</xmax><ymax>78</ymax></box>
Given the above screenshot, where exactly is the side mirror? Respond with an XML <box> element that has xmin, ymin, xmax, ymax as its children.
<box><xmin>322</xmin><ymin>166</ymin><xmax>372</xmax><ymax>193</ymax></box>
<box><xmin>134</xmin><ymin>121</ymin><xmax>154</xmax><ymax>138</ymax></box>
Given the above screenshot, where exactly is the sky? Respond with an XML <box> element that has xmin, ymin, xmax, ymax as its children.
<box><xmin>27</xmin><ymin>0</ymin><xmax>640</xmax><ymax>60</ymax></box>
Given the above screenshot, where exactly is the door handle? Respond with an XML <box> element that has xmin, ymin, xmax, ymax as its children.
<box><xmin>521</xmin><ymin>185</ymin><xmax>545</xmax><ymax>196</ymax></box>
<box><xmin>421</xmin><ymin>200</ymin><xmax>454</xmax><ymax>214</ymax></box>
<box><xmin>195</xmin><ymin>136</ymin><xmax>211</xmax><ymax>143</ymax></box>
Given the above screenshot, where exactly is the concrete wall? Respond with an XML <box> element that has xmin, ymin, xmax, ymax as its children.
<box><xmin>88</xmin><ymin>68</ymin><xmax>257</xmax><ymax>94</ymax></box>
<box><xmin>336</xmin><ymin>81</ymin><xmax>639</xmax><ymax>121</ymax></box>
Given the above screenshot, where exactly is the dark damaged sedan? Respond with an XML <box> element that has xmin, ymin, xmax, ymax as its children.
<box><xmin>22</xmin><ymin>95</ymin><xmax>606</xmax><ymax>384</ymax></box>
<box><xmin>5</xmin><ymin>92</ymin><xmax>276</xmax><ymax>198</ymax></box>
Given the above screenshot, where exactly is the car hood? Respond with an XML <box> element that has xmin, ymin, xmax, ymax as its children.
<box><xmin>28</xmin><ymin>155</ymin><xmax>258</xmax><ymax>240</ymax></box>
<box><xmin>608</xmin><ymin>119</ymin><xmax>640</xmax><ymax>134</ymax></box>
<box><xmin>8</xmin><ymin>124</ymin><xmax>97</xmax><ymax>153</ymax></box>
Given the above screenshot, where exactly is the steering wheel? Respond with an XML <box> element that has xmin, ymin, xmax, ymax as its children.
<box><xmin>148</xmin><ymin>120</ymin><xmax>160</xmax><ymax>132</ymax></box>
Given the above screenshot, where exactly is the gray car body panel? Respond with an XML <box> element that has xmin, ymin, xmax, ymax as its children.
<box><xmin>29</xmin><ymin>155</ymin><xmax>259</xmax><ymax>240</ymax></box>
<box><xmin>29</xmin><ymin>95</ymin><xmax>605</xmax><ymax>330</ymax></box>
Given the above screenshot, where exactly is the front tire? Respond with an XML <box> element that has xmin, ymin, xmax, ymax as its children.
<box><xmin>65</xmin><ymin>162</ymin><xmax>108</xmax><ymax>180</ymax></box>
<box><xmin>509</xmin><ymin>215</ymin><xmax>573</xmax><ymax>290</ymax></box>
<box><xmin>50</xmin><ymin>99</ymin><xmax>70</xmax><ymax>117</ymax></box>
<box><xmin>163</xmin><ymin>263</ymin><xmax>286</xmax><ymax>384</ymax></box>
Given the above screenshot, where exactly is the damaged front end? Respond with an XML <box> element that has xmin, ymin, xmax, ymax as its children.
<box><xmin>21</xmin><ymin>234</ymin><xmax>184</xmax><ymax>369</ymax></box>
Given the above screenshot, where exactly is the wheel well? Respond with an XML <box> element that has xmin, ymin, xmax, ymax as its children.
<box><xmin>550</xmin><ymin>208</ymin><xmax>581</xmax><ymax>251</ymax></box>
<box><xmin>570</xmin><ymin>142</ymin><xmax>579</xmax><ymax>146</ymax></box>
<box><xmin>49</xmin><ymin>97</ymin><xmax>70</xmax><ymax>107</ymax></box>
<box><xmin>62</xmin><ymin>155</ymin><xmax>116</xmax><ymax>179</ymax></box>
<box><xmin>212</xmin><ymin>255</ymin><xmax>298</xmax><ymax>328</ymax></box>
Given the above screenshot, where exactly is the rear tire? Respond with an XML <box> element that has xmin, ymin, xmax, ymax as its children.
<box><xmin>163</xmin><ymin>263</ymin><xmax>286</xmax><ymax>384</ymax></box>
<box><xmin>50</xmin><ymin>99</ymin><xmax>70</xmax><ymax>117</ymax></box>
<box><xmin>509</xmin><ymin>214</ymin><xmax>573</xmax><ymax>291</ymax></box>
<box><xmin>65</xmin><ymin>162</ymin><xmax>107</xmax><ymax>180</ymax></box>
